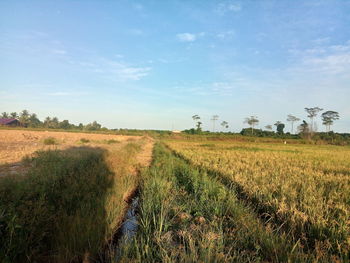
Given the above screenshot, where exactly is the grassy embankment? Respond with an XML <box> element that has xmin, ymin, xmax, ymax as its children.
<box><xmin>166</xmin><ymin>140</ymin><xmax>350</xmax><ymax>261</ymax></box>
<box><xmin>0</xmin><ymin>141</ymin><xmax>142</xmax><ymax>262</ymax></box>
<box><xmin>117</xmin><ymin>143</ymin><xmax>319</xmax><ymax>262</ymax></box>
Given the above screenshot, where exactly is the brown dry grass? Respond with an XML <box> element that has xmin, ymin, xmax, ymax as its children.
<box><xmin>0</xmin><ymin>129</ymin><xmax>153</xmax><ymax>177</ymax></box>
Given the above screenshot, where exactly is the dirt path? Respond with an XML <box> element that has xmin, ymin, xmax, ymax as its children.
<box><xmin>135</xmin><ymin>136</ymin><xmax>154</xmax><ymax>168</ymax></box>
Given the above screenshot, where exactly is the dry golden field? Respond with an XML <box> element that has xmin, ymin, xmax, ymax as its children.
<box><xmin>166</xmin><ymin>139</ymin><xmax>350</xmax><ymax>258</ymax></box>
<box><xmin>0</xmin><ymin>129</ymin><xmax>151</xmax><ymax>177</ymax></box>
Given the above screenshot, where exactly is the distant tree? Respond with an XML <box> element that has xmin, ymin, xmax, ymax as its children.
<box><xmin>44</xmin><ymin>117</ymin><xmax>51</xmax><ymax>128</ymax></box>
<box><xmin>196</xmin><ymin>121</ymin><xmax>202</xmax><ymax>131</ymax></box>
<box><xmin>28</xmin><ymin>113</ymin><xmax>41</xmax><ymax>127</ymax></box>
<box><xmin>221</xmin><ymin>121</ymin><xmax>229</xmax><ymax>131</ymax></box>
<box><xmin>287</xmin><ymin>114</ymin><xmax>300</xmax><ymax>134</ymax></box>
<box><xmin>244</xmin><ymin>116</ymin><xmax>259</xmax><ymax>135</ymax></box>
<box><xmin>84</xmin><ymin>121</ymin><xmax>101</xmax><ymax>131</ymax></box>
<box><xmin>78</xmin><ymin>123</ymin><xmax>84</xmax><ymax>130</ymax></box>
<box><xmin>321</xmin><ymin>111</ymin><xmax>340</xmax><ymax>132</ymax></box>
<box><xmin>305</xmin><ymin>107</ymin><xmax>323</xmax><ymax>134</ymax></box>
<box><xmin>192</xmin><ymin>115</ymin><xmax>202</xmax><ymax>132</ymax></box>
<box><xmin>211</xmin><ymin>115</ymin><xmax>219</xmax><ymax>132</ymax></box>
<box><xmin>298</xmin><ymin>120</ymin><xmax>310</xmax><ymax>138</ymax></box>
<box><xmin>274</xmin><ymin>121</ymin><xmax>285</xmax><ymax>134</ymax></box>
<box><xmin>265</xmin><ymin>125</ymin><xmax>272</xmax><ymax>131</ymax></box>
<box><xmin>1</xmin><ymin>112</ymin><xmax>9</xmax><ymax>118</ymax></box>
<box><xmin>51</xmin><ymin>117</ymin><xmax>59</xmax><ymax>129</ymax></box>
<box><xmin>59</xmin><ymin>120</ymin><xmax>71</xmax><ymax>129</ymax></box>
<box><xmin>10</xmin><ymin>112</ymin><xmax>18</xmax><ymax>119</ymax></box>
<box><xmin>19</xmin><ymin>110</ymin><xmax>30</xmax><ymax>126</ymax></box>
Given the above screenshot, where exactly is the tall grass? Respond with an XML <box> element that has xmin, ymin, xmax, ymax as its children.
<box><xmin>118</xmin><ymin>143</ymin><xmax>317</xmax><ymax>262</ymax></box>
<box><xmin>166</xmin><ymin>140</ymin><xmax>350</xmax><ymax>261</ymax></box>
<box><xmin>0</xmin><ymin>142</ymin><xmax>142</xmax><ymax>263</ymax></box>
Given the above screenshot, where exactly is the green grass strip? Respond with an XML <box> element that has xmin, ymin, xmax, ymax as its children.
<box><xmin>117</xmin><ymin>143</ymin><xmax>319</xmax><ymax>262</ymax></box>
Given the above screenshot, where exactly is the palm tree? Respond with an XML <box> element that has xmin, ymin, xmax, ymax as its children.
<box><xmin>1</xmin><ymin>112</ymin><xmax>9</xmax><ymax>118</ymax></box>
<box><xmin>10</xmin><ymin>112</ymin><xmax>18</xmax><ymax>119</ymax></box>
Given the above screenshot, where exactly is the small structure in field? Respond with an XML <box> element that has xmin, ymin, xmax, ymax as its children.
<box><xmin>172</xmin><ymin>130</ymin><xmax>181</xmax><ymax>134</ymax></box>
<box><xmin>0</xmin><ymin>118</ymin><xmax>21</xmax><ymax>127</ymax></box>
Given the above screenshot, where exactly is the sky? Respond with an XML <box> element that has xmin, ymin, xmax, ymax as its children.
<box><xmin>1</xmin><ymin>0</ymin><xmax>350</xmax><ymax>132</ymax></box>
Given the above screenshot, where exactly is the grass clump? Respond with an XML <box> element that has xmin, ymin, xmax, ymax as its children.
<box><xmin>106</xmin><ymin>139</ymin><xmax>120</xmax><ymax>144</ymax></box>
<box><xmin>79</xmin><ymin>138</ymin><xmax>90</xmax><ymax>143</ymax></box>
<box><xmin>43</xmin><ymin>137</ymin><xmax>58</xmax><ymax>145</ymax></box>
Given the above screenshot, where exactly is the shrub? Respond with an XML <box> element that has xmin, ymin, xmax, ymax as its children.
<box><xmin>106</xmin><ymin>139</ymin><xmax>119</xmax><ymax>144</ymax></box>
<box><xmin>43</xmin><ymin>137</ymin><xmax>57</xmax><ymax>145</ymax></box>
<box><xmin>79</xmin><ymin>138</ymin><xmax>90</xmax><ymax>143</ymax></box>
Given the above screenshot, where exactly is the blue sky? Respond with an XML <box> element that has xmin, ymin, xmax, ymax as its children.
<box><xmin>1</xmin><ymin>0</ymin><xmax>350</xmax><ymax>132</ymax></box>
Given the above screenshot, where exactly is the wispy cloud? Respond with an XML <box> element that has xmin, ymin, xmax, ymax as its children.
<box><xmin>177</xmin><ymin>33</ymin><xmax>197</xmax><ymax>42</ymax></box>
<box><xmin>115</xmin><ymin>64</ymin><xmax>151</xmax><ymax>80</ymax></box>
<box><xmin>289</xmin><ymin>40</ymin><xmax>350</xmax><ymax>75</ymax></box>
<box><xmin>70</xmin><ymin>57</ymin><xmax>152</xmax><ymax>81</ymax></box>
<box><xmin>176</xmin><ymin>32</ymin><xmax>205</xmax><ymax>42</ymax></box>
<box><xmin>216</xmin><ymin>1</ymin><xmax>242</xmax><ymax>14</ymax></box>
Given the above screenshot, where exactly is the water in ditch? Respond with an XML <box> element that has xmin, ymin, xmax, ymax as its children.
<box><xmin>113</xmin><ymin>196</ymin><xmax>139</xmax><ymax>262</ymax></box>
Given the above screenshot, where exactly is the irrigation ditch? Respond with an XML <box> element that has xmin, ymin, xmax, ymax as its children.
<box><xmin>95</xmin><ymin>186</ymin><xmax>141</xmax><ymax>263</ymax></box>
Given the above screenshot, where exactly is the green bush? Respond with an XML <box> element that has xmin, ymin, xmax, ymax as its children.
<box><xmin>43</xmin><ymin>137</ymin><xmax>58</xmax><ymax>145</ymax></box>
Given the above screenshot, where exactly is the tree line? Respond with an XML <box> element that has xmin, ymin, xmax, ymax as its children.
<box><xmin>187</xmin><ymin>107</ymin><xmax>341</xmax><ymax>136</ymax></box>
<box><xmin>0</xmin><ymin>110</ymin><xmax>105</xmax><ymax>131</ymax></box>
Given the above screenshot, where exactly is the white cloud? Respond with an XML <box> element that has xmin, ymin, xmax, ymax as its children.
<box><xmin>116</xmin><ymin>65</ymin><xmax>151</xmax><ymax>80</ymax></box>
<box><xmin>93</xmin><ymin>58</ymin><xmax>151</xmax><ymax>81</ymax></box>
<box><xmin>290</xmin><ymin>40</ymin><xmax>350</xmax><ymax>75</ymax></box>
<box><xmin>67</xmin><ymin>55</ymin><xmax>151</xmax><ymax>81</ymax></box>
<box><xmin>177</xmin><ymin>33</ymin><xmax>197</xmax><ymax>42</ymax></box>
<box><xmin>176</xmin><ymin>32</ymin><xmax>205</xmax><ymax>42</ymax></box>
<box><xmin>216</xmin><ymin>1</ymin><xmax>242</xmax><ymax>14</ymax></box>
<box><xmin>303</xmin><ymin>53</ymin><xmax>350</xmax><ymax>74</ymax></box>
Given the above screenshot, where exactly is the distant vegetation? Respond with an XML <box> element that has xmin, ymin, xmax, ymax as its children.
<box><xmin>183</xmin><ymin>106</ymin><xmax>349</xmax><ymax>145</ymax></box>
<box><xmin>1</xmin><ymin>107</ymin><xmax>349</xmax><ymax>145</ymax></box>
<box><xmin>1</xmin><ymin>110</ymin><xmax>106</xmax><ymax>131</ymax></box>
